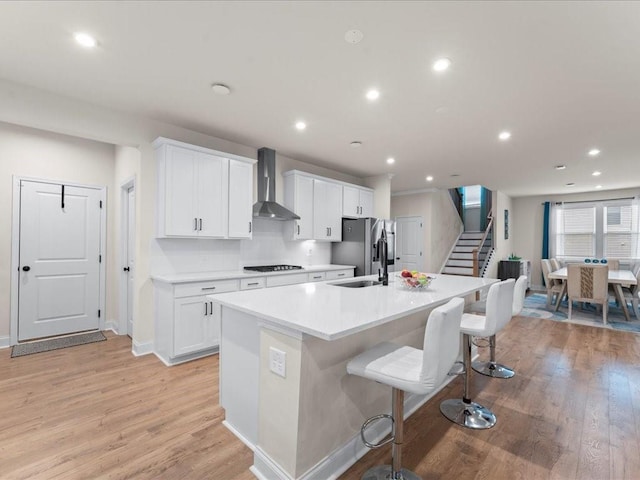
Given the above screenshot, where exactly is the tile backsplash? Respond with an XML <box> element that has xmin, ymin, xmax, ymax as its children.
<box><xmin>150</xmin><ymin>218</ymin><xmax>331</xmax><ymax>275</ymax></box>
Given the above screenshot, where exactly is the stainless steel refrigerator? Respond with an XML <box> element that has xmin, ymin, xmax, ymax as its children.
<box><xmin>331</xmin><ymin>218</ymin><xmax>396</xmax><ymax>277</ymax></box>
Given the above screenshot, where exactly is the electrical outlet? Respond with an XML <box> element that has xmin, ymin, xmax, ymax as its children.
<box><xmin>269</xmin><ymin>347</ymin><xmax>286</xmax><ymax>378</ymax></box>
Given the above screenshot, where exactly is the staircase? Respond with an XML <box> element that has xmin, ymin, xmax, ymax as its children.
<box><xmin>443</xmin><ymin>231</ymin><xmax>493</xmax><ymax>276</ymax></box>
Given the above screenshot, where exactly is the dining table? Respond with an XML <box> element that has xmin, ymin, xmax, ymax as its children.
<box><xmin>548</xmin><ymin>267</ymin><xmax>637</xmax><ymax>321</ymax></box>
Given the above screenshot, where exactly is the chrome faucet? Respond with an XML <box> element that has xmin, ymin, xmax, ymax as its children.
<box><xmin>377</xmin><ymin>229</ymin><xmax>389</xmax><ymax>286</ymax></box>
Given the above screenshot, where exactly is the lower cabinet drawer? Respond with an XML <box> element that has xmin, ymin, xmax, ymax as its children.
<box><xmin>241</xmin><ymin>277</ymin><xmax>265</xmax><ymax>290</ymax></box>
<box><xmin>266</xmin><ymin>273</ymin><xmax>309</xmax><ymax>287</ymax></box>
<box><xmin>308</xmin><ymin>272</ymin><xmax>326</xmax><ymax>282</ymax></box>
<box><xmin>325</xmin><ymin>269</ymin><xmax>354</xmax><ymax>280</ymax></box>
<box><xmin>174</xmin><ymin>279</ymin><xmax>239</xmax><ymax>298</ymax></box>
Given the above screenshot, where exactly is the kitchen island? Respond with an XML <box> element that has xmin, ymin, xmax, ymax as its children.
<box><xmin>212</xmin><ymin>273</ymin><xmax>497</xmax><ymax>480</ymax></box>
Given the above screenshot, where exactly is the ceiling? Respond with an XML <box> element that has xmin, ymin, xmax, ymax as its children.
<box><xmin>1</xmin><ymin>1</ymin><xmax>639</xmax><ymax>197</ymax></box>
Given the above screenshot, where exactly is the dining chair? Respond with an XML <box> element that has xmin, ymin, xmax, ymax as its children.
<box><xmin>609</xmin><ymin>267</ymin><xmax>640</xmax><ymax>319</ymax></box>
<box><xmin>604</xmin><ymin>259</ymin><xmax>620</xmax><ymax>270</ymax></box>
<box><xmin>541</xmin><ymin>259</ymin><xmax>564</xmax><ymax>306</ymax></box>
<box><xmin>550</xmin><ymin>258</ymin><xmax>562</xmax><ymax>271</ymax></box>
<box><xmin>567</xmin><ymin>264</ymin><xmax>609</xmax><ymax>324</ymax></box>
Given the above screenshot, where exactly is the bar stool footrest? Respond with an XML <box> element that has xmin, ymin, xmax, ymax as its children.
<box><xmin>360</xmin><ymin>413</ymin><xmax>394</xmax><ymax>449</ymax></box>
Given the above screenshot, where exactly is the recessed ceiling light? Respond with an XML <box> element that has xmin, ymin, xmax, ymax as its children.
<box><xmin>565</xmin><ymin>182</ymin><xmax>575</xmax><ymax>187</ymax></box>
<box><xmin>433</xmin><ymin>58</ymin><xmax>452</xmax><ymax>72</ymax></box>
<box><xmin>295</xmin><ymin>121</ymin><xmax>306</xmax><ymax>131</ymax></box>
<box><xmin>74</xmin><ymin>32</ymin><xmax>97</xmax><ymax>48</ymax></box>
<box><xmin>498</xmin><ymin>131</ymin><xmax>511</xmax><ymax>141</ymax></box>
<box><xmin>595</xmin><ymin>185</ymin><xmax>603</xmax><ymax>189</ymax></box>
<box><xmin>588</xmin><ymin>148</ymin><xmax>601</xmax><ymax>156</ymax></box>
<box><xmin>350</xmin><ymin>141</ymin><xmax>362</xmax><ymax>148</ymax></box>
<box><xmin>366</xmin><ymin>89</ymin><xmax>380</xmax><ymax>101</ymax></box>
<box><xmin>555</xmin><ymin>165</ymin><xmax>566</xmax><ymax>170</ymax></box>
<box><xmin>426</xmin><ymin>175</ymin><xmax>434</xmax><ymax>182</ymax></box>
<box><xmin>592</xmin><ymin>170</ymin><xmax>601</xmax><ymax>176</ymax></box>
<box><xmin>211</xmin><ymin>83</ymin><xmax>231</xmax><ymax>95</ymax></box>
<box><xmin>386</xmin><ymin>157</ymin><xmax>395</xmax><ymax>165</ymax></box>
<box><xmin>344</xmin><ymin>29</ymin><xmax>364</xmax><ymax>44</ymax></box>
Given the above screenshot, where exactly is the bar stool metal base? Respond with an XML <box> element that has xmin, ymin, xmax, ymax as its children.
<box><xmin>472</xmin><ymin>360</ymin><xmax>515</xmax><ymax>379</ymax></box>
<box><xmin>361</xmin><ymin>465</ymin><xmax>421</xmax><ymax>480</ymax></box>
<box><xmin>439</xmin><ymin>399</ymin><xmax>497</xmax><ymax>430</ymax></box>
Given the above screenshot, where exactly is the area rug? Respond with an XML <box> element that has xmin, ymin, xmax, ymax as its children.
<box><xmin>11</xmin><ymin>331</ymin><xmax>106</xmax><ymax>358</ymax></box>
<box><xmin>521</xmin><ymin>293</ymin><xmax>640</xmax><ymax>333</ymax></box>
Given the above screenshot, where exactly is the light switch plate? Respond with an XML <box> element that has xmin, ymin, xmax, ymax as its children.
<box><xmin>269</xmin><ymin>347</ymin><xmax>286</xmax><ymax>378</ymax></box>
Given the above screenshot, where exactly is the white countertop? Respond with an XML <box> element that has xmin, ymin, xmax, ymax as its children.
<box><xmin>212</xmin><ymin>274</ymin><xmax>497</xmax><ymax>340</ymax></box>
<box><xmin>150</xmin><ymin>264</ymin><xmax>355</xmax><ymax>284</ymax></box>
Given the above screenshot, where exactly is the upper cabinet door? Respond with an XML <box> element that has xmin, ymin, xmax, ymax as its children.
<box><xmin>313</xmin><ymin>179</ymin><xmax>342</xmax><ymax>241</ymax></box>
<box><xmin>197</xmin><ymin>153</ymin><xmax>228</xmax><ymax>238</ymax></box>
<box><xmin>359</xmin><ymin>189</ymin><xmax>374</xmax><ymax>217</ymax></box>
<box><xmin>228</xmin><ymin>159</ymin><xmax>254</xmax><ymax>239</ymax></box>
<box><xmin>164</xmin><ymin>145</ymin><xmax>199</xmax><ymax>237</ymax></box>
<box><xmin>294</xmin><ymin>174</ymin><xmax>314</xmax><ymax>240</ymax></box>
<box><xmin>342</xmin><ymin>185</ymin><xmax>360</xmax><ymax>218</ymax></box>
<box><xmin>324</xmin><ymin>181</ymin><xmax>343</xmax><ymax>240</ymax></box>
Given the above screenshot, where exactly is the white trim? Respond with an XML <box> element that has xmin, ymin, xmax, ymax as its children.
<box><xmin>104</xmin><ymin>321</ymin><xmax>120</xmax><ymax>335</ymax></box>
<box><xmin>222</xmin><ymin>420</ymin><xmax>255</xmax><ymax>451</ymax></box>
<box><xmin>152</xmin><ymin>347</ymin><xmax>219</xmax><ymax>366</ymax></box>
<box><xmin>152</xmin><ymin>137</ymin><xmax>256</xmax><ymax>165</ymax></box>
<box><xmin>10</xmin><ymin>176</ymin><xmax>107</xmax><ymax>346</ymax></box>
<box><xmin>252</xmin><ymin>447</ymin><xmax>293</xmax><ymax>480</ymax></box>
<box><xmin>391</xmin><ymin>187</ymin><xmax>438</xmax><ymax>197</ymax></box>
<box><xmin>119</xmin><ymin>176</ymin><xmax>136</xmax><ymax>337</ymax></box>
<box><xmin>131</xmin><ymin>340</ymin><xmax>154</xmax><ymax>357</ymax></box>
<box><xmin>282</xmin><ymin>169</ymin><xmax>374</xmax><ymax>193</ymax></box>
<box><xmin>0</xmin><ymin>336</ymin><xmax>10</xmax><ymax>349</ymax></box>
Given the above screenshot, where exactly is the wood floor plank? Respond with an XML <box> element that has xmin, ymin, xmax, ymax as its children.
<box><xmin>1</xmin><ymin>316</ymin><xmax>640</xmax><ymax>479</ymax></box>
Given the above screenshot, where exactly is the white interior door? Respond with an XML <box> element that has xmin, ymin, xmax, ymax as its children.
<box><xmin>18</xmin><ymin>180</ymin><xmax>102</xmax><ymax>341</ymax></box>
<box><xmin>395</xmin><ymin>216</ymin><xmax>423</xmax><ymax>272</ymax></box>
<box><xmin>126</xmin><ymin>186</ymin><xmax>135</xmax><ymax>337</ymax></box>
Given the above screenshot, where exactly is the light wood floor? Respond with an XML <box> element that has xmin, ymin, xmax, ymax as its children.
<box><xmin>2</xmin><ymin>317</ymin><xmax>639</xmax><ymax>479</ymax></box>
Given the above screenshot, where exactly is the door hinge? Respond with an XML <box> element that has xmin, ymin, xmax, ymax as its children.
<box><xmin>98</xmin><ymin>309</ymin><xmax>101</xmax><ymax>318</ymax></box>
<box><xmin>99</xmin><ymin>200</ymin><xmax>103</xmax><ymax>209</ymax></box>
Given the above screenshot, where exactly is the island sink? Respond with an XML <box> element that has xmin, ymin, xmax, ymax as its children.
<box><xmin>329</xmin><ymin>279</ymin><xmax>382</xmax><ymax>288</ymax></box>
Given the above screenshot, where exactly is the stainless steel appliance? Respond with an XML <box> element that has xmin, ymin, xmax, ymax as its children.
<box><xmin>244</xmin><ymin>264</ymin><xmax>303</xmax><ymax>272</ymax></box>
<box><xmin>252</xmin><ymin>148</ymin><xmax>300</xmax><ymax>220</ymax></box>
<box><xmin>331</xmin><ymin>218</ymin><xmax>395</xmax><ymax>277</ymax></box>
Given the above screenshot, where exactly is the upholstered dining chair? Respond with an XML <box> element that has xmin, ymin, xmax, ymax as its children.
<box><xmin>567</xmin><ymin>264</ymin><xmax>609</xmax><ymax>324</ymax></box>
<box><xmin>541</xmin><ymin>259</ymin><xmax>564</xmax><ymax>306</ymax></box>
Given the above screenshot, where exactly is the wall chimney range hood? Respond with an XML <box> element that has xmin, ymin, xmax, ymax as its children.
<box><xmin>253</xmin><ymin>147</ymin><xmax>300</xmax><ymax>221</ymax></box>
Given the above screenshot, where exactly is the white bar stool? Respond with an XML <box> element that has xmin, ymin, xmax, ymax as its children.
<box><xmin>347</xmin><ymin>297</ymin><xmax>465</xmax><ymax>480</ymax></box>
<box><xmin>440</xmin><ymin>279</ymin><xmax>514</xmax><ymax>429</ymax></box>
<box><xmin>471</xmin><ymin>275</ymin><xmax>526</xmax><ymax>378</ymax></box>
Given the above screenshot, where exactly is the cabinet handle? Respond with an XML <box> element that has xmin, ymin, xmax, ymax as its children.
<box><xmin>249</xmin><ymin>221</ymin><xmax>252</xmax><ymax>233</ymax></box>
<box><xmin>247</xmin><ymin>282</ymin><xmax>259</xmax><ymax>286</ymax></box>
<box><xmin>329</xmin><ymin>227</ymin><xmax>332</xmax><ymax>236</ymax></box>
<box><xmin>313</xmin><ymin>276</ymin><xmax>322</xmax><ymax>279</ymax></box>
<box><xmin>204</xmin><ymin>302</ymin><xmax>209</xmax><ymax>316</ymax></box>
<box><xmin>297</xmin><ymin>224</ymin><xmax>300</xmax><ymax>235</ymax></box>
<box><xmin>210</xmin><ymin>302</ymin><xmax>213</xmax><ymax>314</ymax></box>
<box><xmin>199</xmin><ymin>218</ymin><xmax>203</xmax><ymax>231</ymax></box>
<box><xmin>338</xmin><ymin>273</ymin><xmax>345</xmax><ymax>277</ymax></box>
<box><xmin>201</xmin><ymin>286</ymin><xmax>217</xmax><ymax>291</ymax></box>
<box><xmin>194</xmin><ymin>217</ymin><xmax>198</xmax><ymax>231</ymax></box>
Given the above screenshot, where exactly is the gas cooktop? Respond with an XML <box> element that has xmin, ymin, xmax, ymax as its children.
<box><xmin>243</xmin><ymin>264</ymin><xmax>303</xmax><ymax>272</ymax></box>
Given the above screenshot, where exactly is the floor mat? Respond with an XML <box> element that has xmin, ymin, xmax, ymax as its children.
<box><xmin>11</xmin><ymin>331</ymin><xmax>106</xmax><ymax>357</ymax></box>
<box><xmin>521</xmin><ymin>293</ymin><xmax>640</xmax><ymax>333</ymax></box>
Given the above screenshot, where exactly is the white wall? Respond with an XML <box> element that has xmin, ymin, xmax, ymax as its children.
<box><xmin>0</xmin><ymin>79</ymin><xmax>371</xmax><ymax>347</ymax></box>
<box><xmin>484</xmin><ymin>190</ymin><xmax>513</xmax><ymax>279</ymax></box>
<box><xmin>0</xmin><ymin>121</ymin><xmax>116</xmax><ymax>340</ymax></box>
<box><xmin>364</xmin><ymin>174</ymin><xmax>392</xmax><ymax>219</ymax></box>
<box><xmin>391</xmin><ymin>189</ymin><xmax>462</xmax><ymax>273</ymax></box>
<box><xmin>512</xmin><ymin>187</ymin><xmax>640</xmax><ymax>289</ymax></box>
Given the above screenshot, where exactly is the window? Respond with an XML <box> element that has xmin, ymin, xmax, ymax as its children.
<box><xmin>551</xmin><ymin>198</ymin><xmax>640</xmax><ymax>260</ymax></box>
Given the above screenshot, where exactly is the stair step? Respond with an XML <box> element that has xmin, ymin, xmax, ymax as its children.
<box><xmin>450</xmin><ymin>253</ymin><xmax>474</xmax><ymax>260</ymax></box>
<box><xmin>460</xmin><ymin>232</ymin><xmax>484</xmax><ymax>240</ymax></box>
<box><xmin>446</xmin><ymin>259</ymin><xmax>474</xmax><ymax>267</ymax></box>
<box><xmin>457</xmin><ymin>239</ymin><xmax>483</xmax><ymax>246</ymax></box>
<box><xmin>443</xmin><ymin>266</ymin><xmax>475</xmax><ymax>275</ymax></box>
<box><xmin>453</xmin><ymin>246</ymin><xmax>491</xmax><ymax>254</ymax></box>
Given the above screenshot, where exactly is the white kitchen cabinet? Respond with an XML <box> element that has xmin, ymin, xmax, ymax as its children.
<box><xmin>154</xmin><ymin>137</ymin><xmax>254</xmax><ymax>239</ymax></box>
<box><xmin>266</xmin><ymin>273</ymin><xmax>309</xmax><ymax>287</ymax></box>
<box><xmin>228</xmin><ymin>159</ymin><xmax>254</xmax><ymax>239</ymax></box>
<box><xmin>324</xmin><ymin>269</ymin><xmax>355</xmax><ymax>280</ymax></box>
<box><xmin>343</xmin><ymin>185</ymin><xmax>374</xmax><ymax>218</ymax></box>
<box><xmin>313</xmin><ymin>179</ymin><xmax>342</xmax><ymax>241</ymax></box>
<box><xmin>283</xmin><ymin>172</ymin><xmax>314</xmax><ymax>240</ymax></box>
<box><xmin>308</xmin><ymin>272</ymin><xmax>326</xmax><ymax>282</ymax></box>
<box><xmin>153</xmin><ymin>278</ymin><xmax>239</xmax><ymax>365</ymax></box>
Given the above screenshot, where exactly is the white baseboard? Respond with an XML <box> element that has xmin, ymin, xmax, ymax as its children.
<box><xmin>104</xmin><ymin>320</ymin><xmax>121</xmax><ymax>335</ymax></box>
<box><xmin>153</xmin><ymin>347</ymin><xmax>219</xmax><ymax>367</ymax></box>
<box><xmin>131</xmin><ymin>340</ymin><xmax>154</xmax><ymax>357</ymax></box>
<box><xmin>249</xmin><ymin>372</ymin><xmax>461</xmax><ymax>480</ymax></box>
<box><xmin>223</xmin><ymin>420</ymin><xmax>255</xmax><ymax>451</ymax></box>
<box><xmin>0</xmin><ymin>336</ymin><xmax>10</xmax><ymax>349</ymax></box>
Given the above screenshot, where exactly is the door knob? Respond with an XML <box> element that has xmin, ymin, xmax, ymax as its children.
<box><xmin>22</xmin><ymin>266</ymin><xmax>31</xmax><ymax>271</ymax></box>
<box><xmin>396</xmin><ymin>257</ymin><xmax>400</xmax><ymax>260</ymax></box>
<box><xmin>123</xmin><ymin>267</ymin><xmax>130</xmax><ymax>272</ymax></box>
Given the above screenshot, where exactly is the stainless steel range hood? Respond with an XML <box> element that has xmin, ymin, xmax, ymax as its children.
<box><xmin>253</xmin><ymin>147</ymin><xmax>301</xmax><ymax>221</ymax></box>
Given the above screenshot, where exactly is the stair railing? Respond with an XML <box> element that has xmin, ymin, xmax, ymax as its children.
<box><xmin>472</xmin><ymin>210</ymin><xmax>494</xmax><ymax>278</ymax></box>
